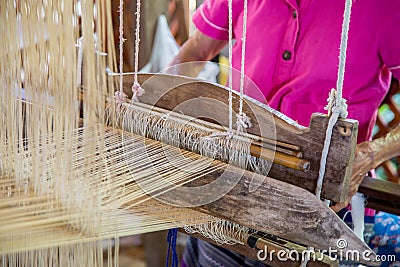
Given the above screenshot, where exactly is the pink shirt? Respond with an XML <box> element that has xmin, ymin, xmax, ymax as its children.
<box><xmin>193</xmin><ymin>0</ymin><xmax>400</xmax><ymax>143</ymax></box>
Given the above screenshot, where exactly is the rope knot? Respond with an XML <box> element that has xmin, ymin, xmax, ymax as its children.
<box><xmin>114</xmin><ymin>90</ymin><xmax>128</xmax><ymax>113</ymax></box>
<box><xmin>131</xmin><ymin>81</ymin><xmax>144</xmax><ymax>103</ymax></box>
<box><xmin>324</xmin><ymin>88</ymin><xmax>348</xmax><ymax>118</ymax></box>
<box><xmin>236</xmin><ymin>112</ymin><xmax>252</xmax><ymax>133</ymax></box>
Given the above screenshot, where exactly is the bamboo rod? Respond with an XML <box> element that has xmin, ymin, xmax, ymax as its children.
<box><xmin>250</xmin><ymin>145</ymin><xmax>310</xmax><ymax>172</ymax></box>
<box><xmin>17</xmin><ymin>97</ymin><xmax>310</xmax><ymax>172</ymax></box>
<box><xmin>133</xmin><ymin>101</ymin><xmax>301</xmax><ymax>152</ymax></box>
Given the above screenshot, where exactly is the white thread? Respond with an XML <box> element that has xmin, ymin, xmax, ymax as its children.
<box><xmin>118</xmin><ymin>0</ymin><xmax>124</xmax><ymax>95</ymax></box>
<box><xmin>236</xmin><ymin>0</ymin><xmax>251</xmax><ymax>133</ymax></box>
<box><xmin>131</xmin><ymin>81</ymin><xmax>144</xmax><ymax>103</ymax></box>
<box><xmin>335</xmin><ymin>0</ymin><xmax>352</xmax><ymax>105</ymax></box>
<box><xmin>130</xmin><ymin>0</ymin><xmax>144</xmax><ymax>103</ymax></box>
<box><xmin>236</xmin><ymin>113</ymin><xmax>252</xmax><ymax>132</ymax></box>
<box><xmin>114</xmin><ymin>91</ymin><xmax>128</xmax><ymax>113</ymax></box>
<box><xmin>315</xmin><ymin>0</ymin><xmax>352</xmax><ymax>199</ymax></box>
<box><xmin>114</xmin><ymin>0</ymin><xmax>127</xmax><ymax>112</ymax></box>
<box><xmin>200</xmin><ymin>131</ymin><xmax>233</xmax><ymax>141</ymax></box>
<box><xmin>133</xmin><ymin>0</ymin><xmax>141</xmax><ymax>85</ymax></box>
<box><xmin>75</xmin><ymin>35</ymin><xmax>106</xmax><ymax>88</ymax></box>
<box><xmin>228</xmin><ymin>0</ymin><xmax>233</xmax><ymax>133</ymax></box>
<box><xmin>76</xmin><ymin>37</ymin><xmax>83</xmax><ymax>87</ymax></box>
<box><xmin>239</xmin><ymin>0</ymin><xmax>247</xmax><ymax>113</ymax></box>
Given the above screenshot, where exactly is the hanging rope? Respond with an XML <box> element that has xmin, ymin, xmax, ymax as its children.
<box><xmin>115</xmin><ymin>0</ymin><xmax>128</xmax><ymax>113</ymax></box>
<box><xmin>315</xmin><ymin>0</ymin><xmax>352</xmax><ymax>199</ymax></box>
<box><xmin>131</xmin><ymin>0</ymin><xmax>144</xmax><ymax>103</ymax></box>
<box><xmin>227</xmin><ymin>0</ymin><xmax>234</xmax><ymax>135</ymax></box>
<box><xmin>236</xmin><ymin>0</ymin><xmax>252</xmax><ymax>133</ymax></box>
<box><xmin>202</xmin><ymin>0</ymin><xmax>234</xmax><ymax>140</ymax></box>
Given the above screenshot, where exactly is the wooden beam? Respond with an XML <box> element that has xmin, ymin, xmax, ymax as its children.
<box><xmin>359</xmin><ymin>176</ymin><xmax>400</xmax><ymax>216</ymax></box>
<box><xmin>150</xmin><ymin>149</ymin><xmax>377</xmax><ymax>265</ymax></box>
<box><xmin>110</xmin><ymin>73</ymin><xmax>358</xmax><ymax>202</ymax></box>
<box><xmin>106</xmin><ymin>127</ymin><xmax>377</xmax><ymax>266</ymax></box>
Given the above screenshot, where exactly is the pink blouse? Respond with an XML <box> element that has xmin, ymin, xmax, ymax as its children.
<box><xmin>193</xmin><ymin>0</ymin><xmax>400</xmax><ymax>143</ymax></box>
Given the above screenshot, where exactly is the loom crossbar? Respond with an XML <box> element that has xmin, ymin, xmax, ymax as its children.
<box><xmin>112</xmin><ymin>73</ymin><xmax>358</xmax><ymax>203</ymax></box>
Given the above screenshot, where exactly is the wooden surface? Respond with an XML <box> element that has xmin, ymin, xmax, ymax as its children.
<box><xmin>108</xmin><ymin>127</ymin><xmax>376</xmax><ymax>265</ymax></box>
<box><xmin>154</xmin><ymin>154</ymin><xmax>376</xmax><ymax>265</ymax></box>
<box><xmin>111</xmin><ymin>73</ymin><xmax>358</xmax><ymax>202</ymax></box>
<box><xmin>359</xmin><ymin>176</ymin><xmax>400</xmax><ymax>216</ymax></box>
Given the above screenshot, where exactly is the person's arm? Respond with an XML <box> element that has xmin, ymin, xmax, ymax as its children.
<box><xmin>167</xmin><ymin>30</ymin><xmax>227</xmax><ymax>77</ymax></box>
<box><xmin>332</xmin><ymin>124</ymin><xmax>400</xmax><ymax>211</ymax></box>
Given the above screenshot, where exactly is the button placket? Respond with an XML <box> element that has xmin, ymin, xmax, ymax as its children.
<box><xmin>293</xmin><ymin>10</ymin><xmax>297</xmax><ymax>19</ymax></box>
<box><xmin>283</xmin><ymin>50</ymin><xmax>292</xmax><ymax>61</ymax></box>
<box><xmin>272</xmin><ymin>5</ymin><xmax>299</xmax><ymax>85</ymax></box>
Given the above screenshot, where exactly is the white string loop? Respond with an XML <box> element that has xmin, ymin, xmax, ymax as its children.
<box><xmin>114</xmin><ymin>91</ymin><xmax>128</xmax><ymax>113</ymax></box>
<box><xmin>315</xmin><ymin>0</ymin><xmax>352</xmax><ymax>199</ymax></box>
<box><xmin>115</xmin><ymin>0</ymin><xmax>144</xmax><ymax>108</ymax></box>
<box><xmin>325</xmin><ymin>88</ymin><xmax>348</xmax><ymax>118</ymax></box>
<box><xmin>131</xmin><ymin>0</ymin><xmax>144</xmax><ymax>103</ymax></box>
<box><xmin>115</xmin><ymin>0</ymin><xmax>125</xmax><ymax>112</ymax></box>
<box><xmin>200</xmin><ymin>131</ymin><xmax>233</xmax><ymax>142</ymax></box>
<box><xmin>236</xmin><ymin>0</ymin><xmax>252</xmax><ymax>133</ymax></box>
<box><xmin>131</xmin><ymin>81</ymin><xmax>145</xmax><ymax>103</ymax></box>
<box><xmin>228</xmin><ymin>0</ymin><xmax>234</xmax><ymax>133</ymax></box>
<box><xmin>236</xmin><ymin>113</ymin><xmax>252</xmax><ymax>133</ymax></box>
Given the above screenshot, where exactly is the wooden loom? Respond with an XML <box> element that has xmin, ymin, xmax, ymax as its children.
<box><xmin>2</xmin><ymin>69</ymin><xmax>390</xmax><ymax>266</ymax></box>
<box><xmin>106</xmin><ymin>72</ymin><xmax>383</xmax><ymax>266</ymax></box>
<box><xmin>3</xmin><ymin>72</ymin><xmax>400</xmax><ymax>266</ymax></box>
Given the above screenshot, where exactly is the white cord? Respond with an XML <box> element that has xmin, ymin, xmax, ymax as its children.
<box><xmin>131</xmin><ymin>0</ymin><xmax>144</xmax><ymax>103</ymax></box>
<box><xmin>133</xmin><ymin>0</ymin><xmax>141</xmax><ymax>85</ymax></box>
<box><xmin>227</xmin><ymin>0</ymin><xmax>233</xmax><ymax>134</ymax></box>
<box><xmin>239</xmin><ymin>0</ymin><xmax>247</xmax><ymax>113</ymax></box>
<box><xmin>115</xmin><ymin>0</ymin><xmax>128</xmax><ymax>112</ymax></box>
<box><xmin>315</xmin><ymin>0</ymin><xmax>352</xmax><ymax>199</ymax></box>
<box><xmin>236</xmin><ymin>0</ymin><xmax>252</xmax><ymax>133</ymax></box>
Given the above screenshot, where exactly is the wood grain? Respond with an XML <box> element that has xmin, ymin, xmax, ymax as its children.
<box><xmin>110</xmin><ymin>127</ymin><xmax>377</xmax><ymax>266</ymax></box>
<box><xmin>359</xmin><ymin>176</ymin><xmax>400</xmax><ymax>216</ymax></box>
<box><xmin>110</xmin><ymin>73</ymin><xmax>358</xmax><ymax>202</ymax></box>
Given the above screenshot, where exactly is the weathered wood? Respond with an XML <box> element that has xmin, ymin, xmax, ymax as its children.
<box><xmin>359</xmin><ymin>176</ymin><xmax>400</xmax><ymax>216</ymax></box>
<box><xmin>152</xmin><ymin>150</ymin><xmax>376</xmax><ymax>265</ymax></box>
<box><xmin>114</xmin><ymin>100</ymin><xmax>310</xmax><ymax>172</ymax></box>
<box><xmin>111</xmin><ymin>73</ymin><xmax>358</xmax><ymax>202</ymax></box>
<box><xmin>108</xmin><ymin>127</ymin><xmax>376</xmax><ymax>265</ymax></box>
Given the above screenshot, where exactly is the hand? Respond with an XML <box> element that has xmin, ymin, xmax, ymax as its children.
<box><xmin>331</xmin><ymin>141</ymin><xmax>376</xmax><ymax>211</ymax></box>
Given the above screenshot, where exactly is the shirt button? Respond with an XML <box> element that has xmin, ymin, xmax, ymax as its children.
<box><xmin>282</xmin><ymin>50</ymin><xmax>292</xmax><ymax>60</ymax></box>
<box><xmin>293</xmin><ymin>10</ymin><xmax>297</xmax><ymax>19</ymax></box>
